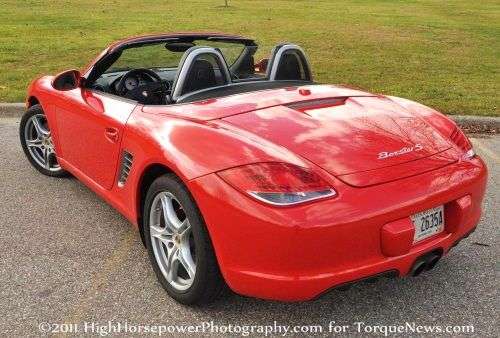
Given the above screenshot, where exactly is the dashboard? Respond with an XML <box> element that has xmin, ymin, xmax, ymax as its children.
<box><xmin>91</xmin><ymin>68</ymin><xmax>177</xmax><ymax>95</ymax></box>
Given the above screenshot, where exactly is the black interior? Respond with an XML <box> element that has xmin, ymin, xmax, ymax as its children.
<box><xmin>268</xmin><ymin>45</ymin><xmax>312</xmax><ymax>82</ymax></box>
<box><xmin>276</xmin><ymin>53</ymin><xmax>302</xmax><ymax>80</ymax></box>
<box><xmin>181</xmin><ymin>59</ymin><xmax>218</xmax><ymax>96</ymax></box>
<box><xmin>233</xmin><ymin>55</ymin><xmax>255</xmax><ymax>79</ymax></box>
<box><xmin>85</xmin><ymin>36</ymin><xmax>313</xmax><ymax>105</ymax></box>
<box><xmin>176</xmin><ymin>80</ymin><xmax>312</xmax><ymax>104</ymax></box>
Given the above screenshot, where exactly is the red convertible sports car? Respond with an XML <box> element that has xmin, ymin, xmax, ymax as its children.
<box><xmin>20</xmin><ymin>33</ymin><xmax>487</xmax><ymax>305</ymax></box>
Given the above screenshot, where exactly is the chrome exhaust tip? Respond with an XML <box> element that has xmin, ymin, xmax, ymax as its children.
<box><xmin>425</xmin><ymin>253</ymin><xmax>441</xmax><ymax>271</ymax></box>
<box><xmin>410</xmin><ymin>249</ymin><xmax>443</xmax><ymax>276</ymax></box>
<box><xmin>411</xmin><ymin>261</ymin><xmax>427</xmax><ymax>277</ymax></box>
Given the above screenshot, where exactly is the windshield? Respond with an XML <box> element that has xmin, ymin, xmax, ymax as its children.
<box><xmin>105</xmin><ymin>40</ymin><xmax>246</xmax><ymax>73</ymax></box>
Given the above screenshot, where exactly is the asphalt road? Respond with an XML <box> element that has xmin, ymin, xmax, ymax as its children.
<box><xmin>0</xmin><ymin>117</ymin><xmax>498</xmax><ymax>337</ymax></box>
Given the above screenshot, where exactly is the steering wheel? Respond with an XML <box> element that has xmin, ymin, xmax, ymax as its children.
<box><xmin>116</xmin><ymin>68</ymin><xmax>168</xmax><ymax>104</ymax></box>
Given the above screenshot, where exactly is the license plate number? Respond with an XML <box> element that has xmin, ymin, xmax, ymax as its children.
<box><xmin>411</xmin><ymin>206</ymin><xmax>445</xmax><ymax>243</ymax></box>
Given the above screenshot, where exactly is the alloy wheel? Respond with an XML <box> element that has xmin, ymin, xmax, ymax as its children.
<box><xmin>24</xmin><ymin>114</ymin><xmax>61</xmax><ymax>172</ymax></box>
<box><xmin>149</xmin><ymin>191</ymin><xmax>197</xmax><ymax>291</ymax></box>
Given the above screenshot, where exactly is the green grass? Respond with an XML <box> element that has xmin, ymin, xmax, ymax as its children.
<box><xmin>0</xmin><ymin>0</ymin><xmax>498</xmax><ymax>116</ymax></box>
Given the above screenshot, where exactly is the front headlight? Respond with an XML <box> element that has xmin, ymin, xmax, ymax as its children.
<box><xmin>217</xmin><ymin>162</ymin><xmax>336</xmax><ymax>206</ymax></box>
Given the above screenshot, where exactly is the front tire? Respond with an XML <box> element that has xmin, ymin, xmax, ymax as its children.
<box><xmin>143</xmin><ymin>174</ymin><xmax>225</xmax><ymax>305</ymax></box>
<box><xmin>19</xmin><ymin>104</ymin><xmax>68</xmax><ymax>177</ymax></box>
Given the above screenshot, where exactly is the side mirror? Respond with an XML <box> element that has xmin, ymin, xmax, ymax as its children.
<box><xmin>52</xmin><ymin>69</ymin><xmax>81</xmax><ymax>91</ymax></box>
<box><xmin>254</xmin><ymin>58</ymin><xmax>269</xmax><ymax>74</ymax></box>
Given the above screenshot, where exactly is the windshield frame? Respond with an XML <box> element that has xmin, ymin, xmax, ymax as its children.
<box><xmin>83</xmin><ymin>34</ymin><xmax>257</xmax><ymax>85</ymax></box>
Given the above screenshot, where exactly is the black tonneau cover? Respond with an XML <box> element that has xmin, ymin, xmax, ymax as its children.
<box><xmin>176</xmin><ymin>80</ymin><xmax>314</xmax><ymax>103</ymax></box>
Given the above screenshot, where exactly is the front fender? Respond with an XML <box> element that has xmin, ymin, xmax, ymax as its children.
<box><xmin>26</xmin><ymin>75</ymin><xmax>55</xmax><ymax>107</ymax></box>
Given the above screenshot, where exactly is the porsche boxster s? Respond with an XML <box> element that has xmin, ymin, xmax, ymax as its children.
<box><xmin>20</xmin><ymin>33</ymin><xmax>487</xmax><ymax>305</ymax></box>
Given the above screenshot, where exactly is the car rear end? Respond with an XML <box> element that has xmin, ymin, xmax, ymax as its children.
<box><xmin>189</xmin><ymin>154</ymin><xmax>485</xmax><ymax>301</ymax></box>
<box><xmin>185</xmin><ymin>87</ymin><xmax>488</xmax><ymax>301</ymax></box>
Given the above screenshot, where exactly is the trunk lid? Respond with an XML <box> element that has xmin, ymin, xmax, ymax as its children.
<box><xmin>142</xmin><ymin>84</ymin><xmax>375</xmax><ymax>121</ymax></box>
<box><xmin>223</xmin><ymin>96</ymin><xmax>456</xmax><ymax>186</ymax></box>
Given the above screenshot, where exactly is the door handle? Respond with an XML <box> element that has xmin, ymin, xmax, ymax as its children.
<box><xmin>104</xmin><ymin>127</ymin><xmax>119</xmax><ymax>143</ymax></box>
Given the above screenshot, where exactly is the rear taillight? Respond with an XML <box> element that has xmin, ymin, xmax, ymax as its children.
<box><xmin>450</xmin><ymin>126</ymin><xmax>475</xmax><ymax>160</ymax></box>
<box><xmin>217</xmin><ymin>162</ymin><xmax>336</xmax><ymax>206</ymax></box>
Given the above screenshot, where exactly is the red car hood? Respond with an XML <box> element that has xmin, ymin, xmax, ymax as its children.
<box><xmin>222</xmin><ymin>96</ymin><xmax>456</xmax><ymax>186</ymax></box>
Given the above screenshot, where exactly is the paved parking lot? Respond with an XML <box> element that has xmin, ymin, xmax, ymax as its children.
<box><xmin>0</xmin><ymin>117</ymin><xmax>498</xmax><ymax>337</ymax></box>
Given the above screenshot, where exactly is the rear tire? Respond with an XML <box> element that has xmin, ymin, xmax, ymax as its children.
<box><xmin>19</xmin><ymin>104</ymin><xmax>68</xmax><ymax>177</ymax></box>
<box><xmin>143</xmin><ymin>174</ymin><xmax>225</xmax><ymax>305</ymax></box>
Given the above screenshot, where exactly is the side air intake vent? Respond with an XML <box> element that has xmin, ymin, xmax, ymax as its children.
<box><xmin>118</xmin><ymin>151</ymin><xmax>133</xmax><ymax>187</ymax></box>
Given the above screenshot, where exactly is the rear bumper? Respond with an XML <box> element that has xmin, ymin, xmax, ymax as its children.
<box><xmin>188</xmin><ymin>156</ymin><xmax>487</xmax><ymax>301</ymax></box>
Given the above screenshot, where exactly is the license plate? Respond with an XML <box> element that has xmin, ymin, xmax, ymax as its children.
<box><xmin>411</xmin><ymin>205</ymin><xmax>445</xmax><ymax>243</ymax></box>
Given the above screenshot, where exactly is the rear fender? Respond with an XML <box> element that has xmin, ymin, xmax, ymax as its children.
<box><xmin>387</xmin><ymin>96</ymin><xmax>457</xmax><ymax>138</ymax></box>
<box><xmin>118</xmin><ymin>107</ymin><xmax>312</xmax><ymax>229</ymax></box>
